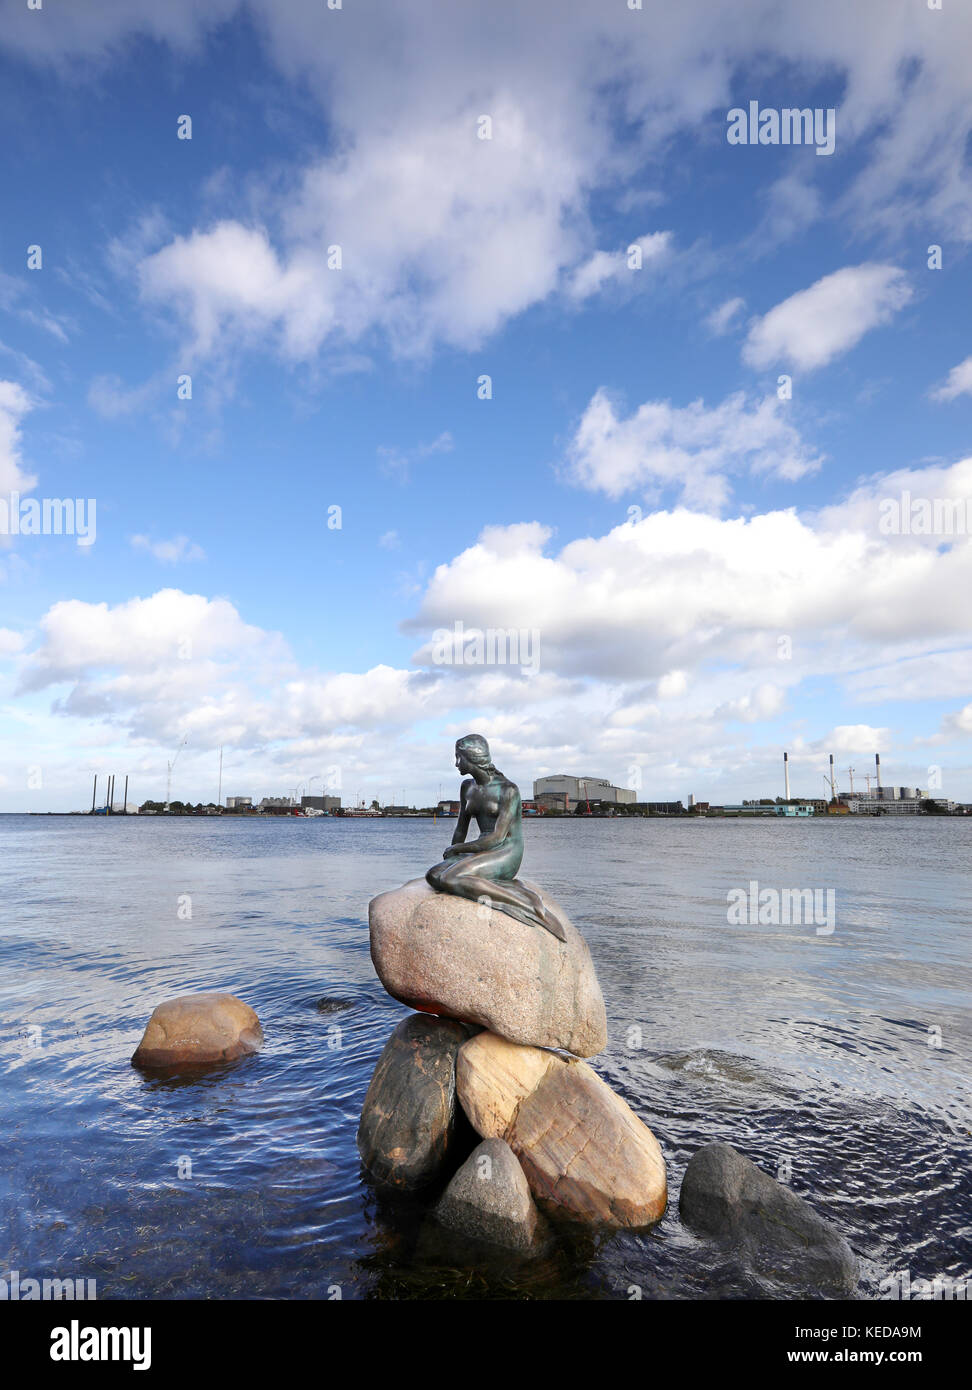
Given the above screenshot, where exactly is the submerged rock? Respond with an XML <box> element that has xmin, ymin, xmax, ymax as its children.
<box><xmin>132</xmin><ymin>992</ymin><xmax>263</xmax><ymax>1069</ymax></box>
<box><xmin>357</xmin><ymin>1013</ymin><xmax>469</xmax><ymax>1190</ymax></box>
<box><xmin>456</xmin><ymin>1030</ymin><xmax>667</xmax><ymax>1229</ymax></box>
<box><xmin>679</xmin><ymin>1142</ymin><xmax>858</xmax><ymax>1293</ymax></box>
<box><xmin>368</xmin><ymin>878</ymin><xmax>607</xmax><ymax>1057</ymax></box>
<box><xmin>435</xmin><ymin>1138</ymin><xmax>546</xmax><ymax>1254</ymax></box>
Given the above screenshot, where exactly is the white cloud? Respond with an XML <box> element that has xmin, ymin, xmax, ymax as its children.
<box><xmin>0</xmin><ymin>381</ymin><xmax>38</xmax><ymax>495</ymax></box>
<box><xmin>4</xmin><ymin>2</ymin><xmax>965</xmax><ymax>376</ymax></box>
<box><xmin>657</xmin><ymin>670</ymin><xmax>688</xmax><ymax>698</ymax></box>
<box><xmin>716</xmin><ymin>683</ymin><xmax>786</xmax><ymax>724</ymax></box>
<box><xmin>930</xmin><ymin>355</ymin><xmax>972</xmax><ymax>403</ymax></box>
<box><xmin>940</xmin><ymin>704</ymin><xmax>972</xmax><ymax>739</ymax></box>
<box><xmin>567</xmin><ymin>232</ymin><xmax>672</xmax><ymax>301</ymax></box>
<box><xmin>408</xmin><ymin>457</ymin><xmax>972</xmax><ymax>685</ymax></box>
<box><xmin>819</xmin><ymin>725</ymin><xmax>890</xmax><ymax>754</ymax></box>
<box><xmin>20</xmin><ymin>589</ymin><xmax>276</xmax><ymax>691</ymax></box>
<box><xmin>705</xmin><ymin>296</ymin><xmax>745</xmax><ymax>335</ymax></box>
<box><xmin>130</xmin><ymin>534</ymin><xmax>206</xmax><ymax>564</ymax></box>
<box><xmin>0</xmin><ymin>628</ymin><xmax>25</xmax><ymax>657</ymax></box>
<box><xmin>743</xmin><ymin>264</ymin><xmax>912</xmax><ymax>371</ymax></box>
<box><xmin>564</xmin><ymin>387</ymin><xmax>822</xmax><ymax>509</ymax></box>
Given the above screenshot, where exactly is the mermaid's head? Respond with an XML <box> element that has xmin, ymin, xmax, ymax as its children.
<box><xmin>455</xmin><ymin>733</ymin><xmax>494</xmax><ymax>774</ymax></box>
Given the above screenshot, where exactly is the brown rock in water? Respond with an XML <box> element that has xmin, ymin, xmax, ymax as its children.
<box><xmin>456</xmin><ymin>1031</ymin><xmax>667</xmax><ymax>1229</ymax></box>
<box><xmin>357</xmin><ymin>1013</ymin><xmax>469</xmax><ymax>1190</ymax></box>
<box><xmin>368</xmin><ymin>878</ymin><xmax>607</xmax><ymax>1057</ymax></box>
<box><xmin>454</xmin><ymin>1030</ymin><xmax>557</xmax><ymax>1136</ymax></box>
<box><xmin>132</xmin><ymin>992</ymin><xmax>263</xmax><ymax>1069</ymax></box>
<box><xmin>434</xmin><ymin>1138</ymin><xmax>546</xmax><ymax>1253</ymax></box>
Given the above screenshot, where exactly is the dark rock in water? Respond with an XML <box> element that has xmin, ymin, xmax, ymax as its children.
<box><xmin>679</xmin><ymin>1142</ymin><xmax>858</xmax><ymax>1293</ymax></box>
<box><xmin>132</xmin><ymin>992</ymin><xmax>263</xmax><ymax>1069</ymax></box>
<box><xmin>357</xmin><ymin>1013</ymin><xmax>468</xmax><ymax>1190</ymax></box>
<box><xmin>315</xmin><ymin>996</ymin><xmax>355</xmax><ymax>1015</ymax></box>
<box><xmin>435</xmin><ymin>1138</ymin><xmax>547</xmax><ymax>1254</ymax></box>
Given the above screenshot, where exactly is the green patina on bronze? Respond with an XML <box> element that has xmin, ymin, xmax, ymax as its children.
<box><xmin>426</xmin><ymin>734</ymin><xmax>567</xmax><ymax>941</ymax></box>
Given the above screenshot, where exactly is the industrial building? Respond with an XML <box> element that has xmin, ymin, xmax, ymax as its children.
<box><xmin>300</xmin><ymin>795</ymin><xmax>342</xmax><ymax>812</ymax></box>
<box><xmin>533</xmin><ymin>774</ymin><xmax>637</xmax><ymax>811</ymax></box>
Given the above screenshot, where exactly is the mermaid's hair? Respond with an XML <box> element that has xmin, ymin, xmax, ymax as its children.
<box><xmin>455</xmin><ymin>734</ymin><xmax>495</xmax><ymax>772</ymax></box>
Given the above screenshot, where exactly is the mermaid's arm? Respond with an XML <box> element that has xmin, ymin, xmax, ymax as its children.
<box><xmin>450</xmin><ymin>779</ymin><xmax>474</xmax><ymax>845</ymax></box>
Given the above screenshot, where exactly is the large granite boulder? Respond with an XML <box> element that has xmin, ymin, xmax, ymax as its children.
<box><xmin>456</xmin><ymin>1030</ymin><xmax>667</xmax><ymax>1228</ymax></box>
<box><xmin>368</xmin><ymin>878</ymin><xmax>606</xmax><ymax>1057</ymax></box>
<box><xmin>679</xmin><ymin>1142</ymin><xmax>858</xmax><ymax>1293</ymax></box>
<box><xmin>357</xmin><ymin>1013</ymin><xmax>469</xmax><ymax>1190</ymax></box>
<box><xmin>132</xmin><ymin>992</ymin><xmax>263</xmax><ymax>1069</ymax></box>
<box><xmin>435</xmin><ymin>1138</ymin><xmax>546</xmax><ymax>1254</ymax></box>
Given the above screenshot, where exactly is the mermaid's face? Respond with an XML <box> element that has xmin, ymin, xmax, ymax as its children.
<box><xmin>455</xmin><ymin>748</ymin><xmax>473</xmax><ymax>775</ymax></box>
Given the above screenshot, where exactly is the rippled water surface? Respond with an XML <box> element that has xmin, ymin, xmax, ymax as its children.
<box><xmin>1</xmin><ymin>814</ymin><xmax>969</xmax><ymax>1299</ymax></box>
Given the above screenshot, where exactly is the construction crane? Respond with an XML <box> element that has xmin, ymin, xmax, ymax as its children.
<box><xmin>847</xmin><ymin>766</ymin><xmax>856</xmax><ymax>795</ymax></box>
<box><xmin>166</xmin><ymin>735</ymin><xmax>189</xmax><ymax>811</ymax></box>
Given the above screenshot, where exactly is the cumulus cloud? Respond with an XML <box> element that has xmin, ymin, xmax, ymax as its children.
<box><xmin>818</xmin><ymin>725</ymin><xmax>890</xmax><ymax>754</ymax></box>
<box><xmin>4</xmin><ymin>2</ymin><xmax>968</xmax><ymax>375</ymax></box>
<box><xmin>563</xmin><ymin>387</ymin><xmax>822</xmax><ymax>509</ymax></box>
<box><xmin>743</xmin><ymin>264</ymin><xmax>912</xmax><ymax>371</ymax></box>
<box><xmin>407</xmin><ymin>457</ymin><xmax>972</xmax><ymax>685</ymax></box>
<box><xmin>930</xmin><ymin>355</ymin><xmax>972</xmax><ymax>403</ymax></box>
<box><xmin>19</xmin><ymin>590</ymin><xmax>277</xmax><ymax>692</ymax></box>
<box><xmin>15</xmin><ymin>588</ymin><xmax>447</xmax><ymax>755</ymax></box>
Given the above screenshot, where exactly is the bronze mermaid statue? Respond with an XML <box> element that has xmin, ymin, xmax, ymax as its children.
<box><xmin>425</xmin><ymin>734</ymin><xmax>567</xmax><ymax>941</ymax></box>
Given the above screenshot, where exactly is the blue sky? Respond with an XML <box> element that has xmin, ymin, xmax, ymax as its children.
<box><xmin>1</xmin><ymin>0</ymin><xmax>971</xmax><ymax>810</ymax></box>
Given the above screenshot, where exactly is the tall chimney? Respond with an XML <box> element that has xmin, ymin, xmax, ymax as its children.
<box><xmin>829</xmin><ymin>753</ymin><xmax>835</xmax><ymax>801</ymax></box>
<box><xmin>875</xmin><ymin>753</ymin><xmax>881</xmax><ymax>789</ymax></box>
<box><xmin>91</xmin><ymin>774</ymin><xmax>97</xmax><ymax>813</ymax></box>
<box><xmin>123</xmin><ymin>774</ymin><xmax>129</xmax><ymax>814</ymax></box>
<box><xmin>783</xmin><ymin>751</ymin><xmax>790</xmax><ymax>801</ymax></box>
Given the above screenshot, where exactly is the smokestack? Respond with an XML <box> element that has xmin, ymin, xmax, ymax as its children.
<box><xmin>91</xmin><ymin>775</ymin><xmax>97</xmax><ymax>813</ymax></box>
<box><xmin>123</xmin><ymin>774</ymin><xmax>129</xmax><ymax>814</ymax></box>
<box><xmin>783</xmin><ymin>751</ymin><xmax>790</xmax><ymax>802</ymax></box>
<box><xmin>829</xmin><ymin>753</ymin><xmax>836</xmax><ymax>801</ymax></box>
<box><xmin>875</xmin><ymin>753</ymin><xmax>881</xmax><ymax>789</ymax></box>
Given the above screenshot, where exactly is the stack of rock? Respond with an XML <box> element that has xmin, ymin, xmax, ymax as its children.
<box><xmin>357</xmin><ymin>877</ymin><xmax>667</xmax><ymax>1253</ymax></box>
